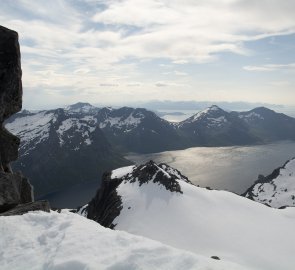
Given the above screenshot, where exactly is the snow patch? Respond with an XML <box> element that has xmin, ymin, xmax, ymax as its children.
<box><xmin>111</xmin><ymin>165</ymin><xmax>135</xmax><ymax>179</ymax></box>
<box><xmin>5</xmin><ymin>111</ymin><xmax>55</xmax><ymax>154</ymax></box>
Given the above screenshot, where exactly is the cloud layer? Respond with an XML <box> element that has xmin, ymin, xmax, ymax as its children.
<box><xmin>1</xmin><ymin>0</ymin><xmax>295</xmax><ymax>107</ymax></box>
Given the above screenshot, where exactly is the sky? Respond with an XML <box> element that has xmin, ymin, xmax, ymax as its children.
<box><xmin>1</xmin><ymin>0</ymin><xmax>295</xmax><ymax>109</ymax></box>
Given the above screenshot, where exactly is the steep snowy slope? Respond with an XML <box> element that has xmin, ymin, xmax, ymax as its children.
<box><xmin>0</xmin><ymin>211</ymin><xmax>250</xmax><ymax>270</ymax></box>
<box><xmin>177</xmin><ymin>105</ymin><xmax>258</xmax><ymax>146</ymax></box>
<box><xmin>84</xmin><ymin>161</ymin><xmax>295</xmax><ymax>270</ymax></box>
<box><xmin>5</xmin><ymin>108</ymin><xmax>130</xmax><ymax>197</ymax></box>
<box><xmin>244</xmin><ymin>158</ymin><xmax>295</xmax><ymax>208</ymax></box>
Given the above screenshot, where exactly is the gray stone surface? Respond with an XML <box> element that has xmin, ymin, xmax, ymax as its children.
<box><xmin>0</xmin><ymin>25</ymin><xmax>22</xmax><ymax>122</ymax></box>
<box><xmin>0</xmin><ymin>25</ymin><xmax>49</xmax><ymax>215</ymax></box>
<box><xmin>0</xmin><ymin>172</ymin><xmax>33</xmax><ymax>212</ymax></box>
<box><xmin>0</xmin><ymin>201</ymin><xmax>50</xmax><ymax>216</ymax></box>
<box><xmin>0</xmin><ymin>25</ymin><xmax>22</xmax><ymax>169</ymax></box>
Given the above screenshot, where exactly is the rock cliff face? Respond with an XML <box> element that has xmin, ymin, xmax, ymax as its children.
<box><xmin>0</xmin><ymin>25</ymin><xmax>49</xmax><ymax>215</ymax></box>
<box><xmin>0</xmin><ymin>25</ymin><xmax>22</xmax><ymax>172</ymax></box>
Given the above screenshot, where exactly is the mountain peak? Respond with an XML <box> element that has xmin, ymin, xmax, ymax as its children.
<box><xmin>208</xmin><ymin>104</ymin><xmax>222</xmax><ymax>111</ymax></box>
<box><xmin>65</xmin><ymin>102</ymin><xmax>99</xmax><ymax>113</ymax></box>
<box><xmin>85</xmin><ymin>161</ymin><xmax>192</xmax><ymax>227</ymax></box>
<box><xmin>178</xmin><ymin>105</ymin><xmax>227</xmax><ymax>126</ymax></box>
<box><xmin>110</xmin><ymin>160</ymin><xmax>191</xmax><ymax>193</ymax></box>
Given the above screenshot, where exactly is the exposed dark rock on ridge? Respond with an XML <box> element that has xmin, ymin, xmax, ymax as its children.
<box><xmin>86</xmin><ymin>172</ymin><xmax>123</xmax><ymax>229</ymax></box>
<box><xmin>122</xmin><ymin>161</ymin><xmax>191</xmax><ymax>194</ymax></box>
<box><xmin>242</xmin><ymin>157</ymin><xmax>295</xmax><ymax>208</ymax></box>
<box><xmin>0</xmin><ymin>200</ymin><xmax>50</xmax><ymax>216</ymax></box>
<box><xmin>0</xmin><ymin>172</ymin><xmax>33</xmax><ymax>212</ymax></box>
<box><xmin>0</xmin><ymin>25</ymin><xmax>49</xmax><ymax>215</ymax></box>
<box><xmin>85</xmin><ymin>161</ymin><xmax>192</xmax><ymax>228</ymax></box>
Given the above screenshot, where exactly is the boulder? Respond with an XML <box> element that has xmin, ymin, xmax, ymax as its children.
<box><xmin>0</xmin><ymin>172</ymin><xmax>33</xmax><ymax>212</ymax></box>
<box><xmin>0</xmin><ymin>201</ymin><xmax>50</xmax><ymax>216</ymax></box>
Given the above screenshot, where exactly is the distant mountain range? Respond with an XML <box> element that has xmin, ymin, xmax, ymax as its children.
<box><xmin>5</xmin><ymin>102</ymin><xmax>295</xmax><ymax>196</ymax></box>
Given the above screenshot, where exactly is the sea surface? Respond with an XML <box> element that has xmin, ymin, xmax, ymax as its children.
<box><xmin>126</xmin><ymin>141</ymin><xmax>295</xmax><ymax>194</ymax></box>
<box><xmin>40</xmin><ymin>141</ymin><xmax>295</xmax><ymax>208</ymax></box>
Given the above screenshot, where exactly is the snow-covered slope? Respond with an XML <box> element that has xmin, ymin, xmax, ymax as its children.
<box><xmin>85</xmin><ymin>161</ymin><xmax>295</xmax><ymax>270</ymax></box>
<box><xmin>244</xmin><ymin>158</ymin><xmax>295</xmax><ymax>208</ymax></box>
<box><xmin>0</xmin><ymin>211</ymin><xmax>249</xmax><ymax>270</ymax></box>
<box><xmin>5</xmin><ymin>108</ymin><xmax>130</xmax><ymax>199</ymax></box>
<box><xmin>5</xmin><ymin>109</ymin><xmax>98</xmax><ymax>154</ymax></box>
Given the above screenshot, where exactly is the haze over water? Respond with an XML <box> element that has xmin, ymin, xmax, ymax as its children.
<box><xmin>127</xmin><ymin>141</ymin><xmax>295</xmax><ymax>194</ymax></box>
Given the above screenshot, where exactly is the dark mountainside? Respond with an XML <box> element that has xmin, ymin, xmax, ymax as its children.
<box><xmin>177</xmin><ymin>105</ymin><xmax>259</xmax><ymax>146</ymax></box>
<box><xmin>7</xmin><ymin>107</ymin><xmax>131</xmax><ymax>197</ymax></box>
<box><xmin>232</xmin><ymin>107</ymin><xmax>295</xmax><ymax>142</ymax></box>
<box><xmin>0</xmin><ymin>26</ymin><xmax>49</xmax><ymax>216</ymax></box>
<box><xmin>95</xmin><ymin>106</ymin><xmax>187</xmax><ymax>153</ymax></box>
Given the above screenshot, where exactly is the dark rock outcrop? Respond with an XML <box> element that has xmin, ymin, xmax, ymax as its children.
<box><xmin>0</xmin><ymin>25</ymin><xmax>22</xmax><ymax>171</ymax></box>
<box><xmin>86</xmin><ymin>172</ymin><xmax>123</xmax><ymax>229</ymax></box>
<box><xmin>0</xmin><ymin>25</ymin><xmax>49</xmax><ymax>215</ymax></box>
<box><xmin>0</xmin><ymin>172</ymin><xmax>33</xmax><ymax>212</ymax></box>
<box><xmin>0</xmin><ymin>200</ymin><xmax>50</xmax><ymax>216</ymax></box>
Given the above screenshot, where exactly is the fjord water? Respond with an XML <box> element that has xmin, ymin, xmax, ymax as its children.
<box><xmin>126</xmin><ymin>141</ymin><xmax>295</xmax><ymax>194</ymax></box>
<box><xmin>40</xmin><ymin>141</ymin><xmax>295</xmax><ymax>208</ymax></box>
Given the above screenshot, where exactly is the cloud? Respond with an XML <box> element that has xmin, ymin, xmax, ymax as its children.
<box><xmin>244</xmin><ymin>63</ymin><xmax>295</xmax><ymax>72</ymax></box>
<box><xmin>269</xmin><ymin>81</ymin><xmax>291</xmax><ymax>87</ymax></box>
<box><xmin>0</xmin><ymin>0</ymin><xmax>295</xmax><ymax>107</ymax></box>
<box><xmin>99</xmin><ymin>83</ymin><xmax>119</xmax><ymax>87</ymax></box>
<box><xmin>93</xmin><ymin>0</ymin><xmax>295</xmax><ymax>62</ymax></box>
<box><xmin>155</xmin><ymin>82</ymin><xmax>168</xmax><ymax>87</ymax></box>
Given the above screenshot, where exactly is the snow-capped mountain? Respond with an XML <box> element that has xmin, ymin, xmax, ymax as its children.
<box><xmin>243</xmin><ymin>157</ymin><xmax>295</xmax><ymax>208</ymax></box>
<box><xmin>177</xmin><ymin>105</ymin><xmax>258</xmax><ymax>145</ymax></box>
<box><xmin>95</xmin><ymin>106</ymin><xmax>185</xmax><ymax>153</ymax></box>
<box><xmin>5</xmin><ymin>108</ymin><xmax>130</xmax><ymax>197</ymax></box>
<box><xmin>64</xmin><ymin>102</ymin><xmax>100</xmax><ymax>114</ymax></box>
<box><xmin>232</xmin><ymin>107</ymin><xmax>295</xmax><ymax>141</ymax></box>
<box><xmin>82</xmin><ymin>161</ymin><xmax>295</xmax><ymax>270</ymax></box>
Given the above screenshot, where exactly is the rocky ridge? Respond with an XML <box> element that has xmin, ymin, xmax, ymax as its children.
<box><xmin>83</xmin><ymin>160</ymin><xmax>191</xmax><ymax>228</ymax></box>
<box><xmin>243</xmin><ymin>157</ymin><xmax>295</xmax><ymax>208</ymax></box>
<box><xmin>0</xmin><ymin>25</ymin><xmax>49</xmax><ymax>215</ymax></box>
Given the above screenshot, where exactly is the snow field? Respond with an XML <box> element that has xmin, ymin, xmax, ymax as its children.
<box><xmin>0</xmin><ymin>211</ymin><xmax>249</xmax><ymax>270</ymax></box>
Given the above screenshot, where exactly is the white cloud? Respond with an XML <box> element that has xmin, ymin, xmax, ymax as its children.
<box><xmin>1</xmin><ymin>0</ymin><xmax>295</xmax><ymax>107</ymax></box>
<box><xmin>244</xmin><ymin>63</ymin><xmax>295</xmax><ymax>72</ymax></box>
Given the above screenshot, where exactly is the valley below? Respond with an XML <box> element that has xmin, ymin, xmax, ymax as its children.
<box><xmin>127</xmin><ymin>140</ymin><xmax>295</xmax><ymax>195</ymax></box>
